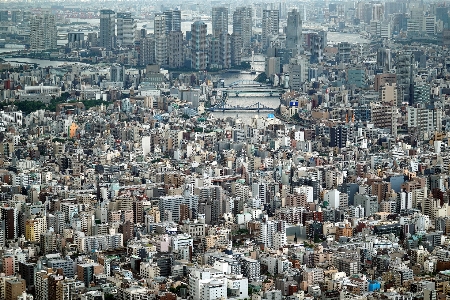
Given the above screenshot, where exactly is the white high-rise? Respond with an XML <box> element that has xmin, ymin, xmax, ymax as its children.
<box><xmin>154</xmin><ymin>14</ymin><xmax>168</xmax><ymax>66</ymax></box>
<box><xmin>117</xmin><ymin>12</ymin><xmax>136</xmax><ymax>47</ymax></box>
<box><xmin>259</xmin><ymin>220</ymin><xmax>286</xmax><ymax>248</ymax></box>
<box><xmin>261</xmin><ymin>10</ymin><xmax>279</xmax><ymax>49</ymax></box>
<box><xmin>30</xmin><ymin>13</ymin><xmax>57</xmax><ymax>50</ymax></box>
<box><xmin>189</xmin><ymin>269</ymin><xmax>227</xmax><ymax>300</ymax></box>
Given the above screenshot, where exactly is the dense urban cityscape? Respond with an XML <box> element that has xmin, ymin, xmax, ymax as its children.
<box><xmin>0</xmin><ymin>0</ymin><xmax>449</xmax><ymax>300</ymax></box>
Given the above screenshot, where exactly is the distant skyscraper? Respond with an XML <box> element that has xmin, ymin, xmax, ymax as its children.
<box><xmin>117</xmin><ymin>12</ymin><xmax>136</xmax><ymax>47</ymax></box>
<box><xmin>154</xmin><ymin>14</ymin><xmax>168</xmax><ymax>66</ymax></box>
<box><xmin>396</xmin><ymin>51</ymin><xmax>414</xmax><ymax>104</ymax></box>
<box><xmin>261</xmin><ymin>10</ymin><xmax>279</xmax><ymax>50</ymax></box>
<box><xmin>191</xmin><ymin>21</ymin><xmax>208</xmax><ymax>70</ymax></box>
<box><xmin>163</xmin><ymin>10</ymin><xmax>181</xmax><ymax>33</ymax></box>
<box><xmin>212</xmin><ymin>7</ymin><xmax>229</xmax><ymax>37</ymax></box>
<box><xmin>286</xmin><ymin>9</ymin><xmax>302</xmax><ymax>55</ymax></box>
<box><xmin>233</xmin><ymin>7</ymin><xmax>252</xmax><ymax>55</ymax></box>
<box><xmin>29</xmin><ymin>13</ymin><xmax>57</xmax><ymax>50</ymax></box>
<box><xmin>99</xmin><ymin>9</ymin><xmax>116</xmax><ymax>50</ymax></box>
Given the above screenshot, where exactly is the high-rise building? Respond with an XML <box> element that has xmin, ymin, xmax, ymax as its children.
<box><xmin>168</xmin><ymin>31</ymin><xmax>184</xmax><ymax>69</ymax></box>
<box><xmin>110</xmin><ymin>64</ymin><xmax>125</xmax><ymax>83</ymax></box>
<box><xmin>18</xmin><ymin>262</ymin><xmax>35</xmax><ymax>290</ymax></box>
<box><xmin>191</xmin><ymin>21</ymin><xmax>208</xmax><ymax>70</ymax></box>
<box><xmin>396</xmin><ymin>51</ymin><xmax>414</xmax><ymax>104</ymax></box>
<box><xmin>189</xmin><ymin>269</ymin><xmax>227</xmax><ymax>300</ymax></box>
<box><xmin>40</xmin><ymin>231</ymin><xmax>56</xmax><ymax>254</ymax></box>
<box><xmin>76</xmin><ymin>263</ymin><xmax>103</xmax><ymax>287</ymax></box>
<box><xmin>158</xmin><ymin>195</ymin><xmax>199</xmax><ymax>222</ymax></box>
<box><xmin>259</xmin><ymin>219</ymin><xmax>286</xmax><ymax>248</ymax></box>
<box><xmin>233</xmin><ymin>7</ymin><xmax>252</xmax><ymax>55</ymax></box>
<box><xmin>154</xmin><ymin>14</ymin><xmax>168</xmax><ymax>66</ymax></box>
<box><xmin>210</xmin><ymin>32</ymin><xmax>231</xmax><ymax>69</ymax></box>
<box><xmin>29</xmin><ymin>13</ymin><xmax>57</xmax><ymax>50</ymax></box>
<box><xmin>139</xmin><ymin>36</ymin><xmax>156</xmax><ymax>66</ymax></box>
<box><xmin>286</xmin><ymin>9</ymin><xmax>302</xmax><ymax>55</ymax></box>
<box><xmin>117</xmin><ymin>12</ymin><xmax>136</xmax><ymax>47</ymax></box>
<box><xmin>231</xmin><ymin>33</ymin><xmax>243</xmax><ymax>66</ymax></box>
<box><xmin>99</xmin><ymin>9</ymin><xmax>116</xmax><ymax>50</ymax></box>
<box><xmin>262</xmin><ymin>10</ymin><xmax>279</xmax><ymax>50</ymax></box>
<box><xmin>25</xmin><ymin>216</ymin><xmax>47</xmax><ymax>242</ymax></box>
<box><xmin>212</xmin><ymin>7</ymin><xmax>228</xmax><ymax>37</ymax></box>
<box><xmin>163</xmin><ymin>10</ymin><xmax>181</xmax><ymax>33</ymax></box>
<box><xmin>1</xmin><ymin>207</ymin><xmax>17</xmax><ymax>240</ymax></box>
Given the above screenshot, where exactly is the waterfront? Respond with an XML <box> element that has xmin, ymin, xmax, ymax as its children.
<box><xmin>1</xmin><ymin>55</ymin><xmax>279</xmax><ymax>124</ymax></box>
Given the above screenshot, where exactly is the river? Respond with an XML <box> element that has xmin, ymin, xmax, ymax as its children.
<box><xmin>1</xmin><ymin>55</ymin><xmax>278</xmax><ymax>124</ymax></box>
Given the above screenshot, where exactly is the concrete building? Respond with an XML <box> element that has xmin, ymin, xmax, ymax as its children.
<box><xmin>212</xmin><ymin>7</ymin><xmax>228</xmax><ymax>37</ymax></box>
<box><xmin>286</xmin><ymin>9</ymin><xmax>302</xmax><ymax>54</ymax></box>
<box><xmin>163</xmin><ymin>10</ymin><xmax>181</xmax><ymax>33</ymax></box>
<box><xmin>5</xmin><ymin>278</ymin><xmax>25</xmax><ymax>300</ymax></box>
<box><xmin>155</xmin><ymin>14</ymin><xmax>168</xmax><ymax>66</ymax></box>
<box><xmin>191</xmin><ymin>21</ymin><xmax>208</xmax><ymax>70</ymax></box>
<box><xmin>99</xmin><ymin>10</ymin><xmax>116</xmax><ymax>50</ymax></box>
<box><xmin>168</xmin><ymin>31</ymin><xmax>184</xmax><ymax>69</ymax></box>
<box><xmin>233</xmin><ymin>7</ymin><xmax>252</xmax><ymax>55</ymax></box>
<box><xmin>262</xmin><ymin>10</ymin><xmax>279</xmax><ymax>50</ymax></box>
<box><xmin>29</xmin><ymin>13</ymin><xmax>57</xmax><ymax>50</ymax></box>
<box><xmin>117</xmin><ymin>12</ymin><xmax>136</xmax><ymax>47</ymax></box>
<box><xmin>380</xmin><ymin>82</ymin><xmax>399</xmax><ymax>106</ymax></box>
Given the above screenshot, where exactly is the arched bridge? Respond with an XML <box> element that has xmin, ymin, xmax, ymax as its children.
<box><xmin>207</xmin><ymin>101</ymin><xmax>275</xmax><ymax>112</ymax></box>
<box><xmin>225</xmin><ymin>80</ymin><xmax>284</xmax><ymax>97</ymax></box>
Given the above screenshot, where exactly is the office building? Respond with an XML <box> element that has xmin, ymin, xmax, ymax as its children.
<box><xmin>29</xmin><ymin>13</ymin><xmax>57</xmax><ymax>50</ymax></box>
<box><xmin>99</xmin><ymin>10</ymin><xmax>116</xmax><ymax>50</ymax></box>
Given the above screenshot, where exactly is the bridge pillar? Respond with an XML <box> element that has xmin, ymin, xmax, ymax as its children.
<box><xmin>257</xmin><ymin>102</ymin><xmax>260</xmax><ymax>113</ymax></box>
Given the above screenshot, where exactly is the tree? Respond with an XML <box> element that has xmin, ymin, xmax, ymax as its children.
<box><xmin>255</xmin><ymin>72</ymin><xmax>268</xmax><ymax>83</ymax></box>
<box><xmin>105</xmin><ymin>293</ymin><xmax>116</xmax><ymax>300</ymax></box>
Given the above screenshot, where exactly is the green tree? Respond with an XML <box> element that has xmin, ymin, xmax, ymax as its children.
<box><xmin>255</xmin><ymin>72</ymin><xmax>268</xmax><ymax>83</ymax></box>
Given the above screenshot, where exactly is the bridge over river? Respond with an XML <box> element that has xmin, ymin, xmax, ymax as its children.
<box><xmin>208</xmin><ymin>80</ymin><xmax>284</xmax><ymax>112</ymax></box>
